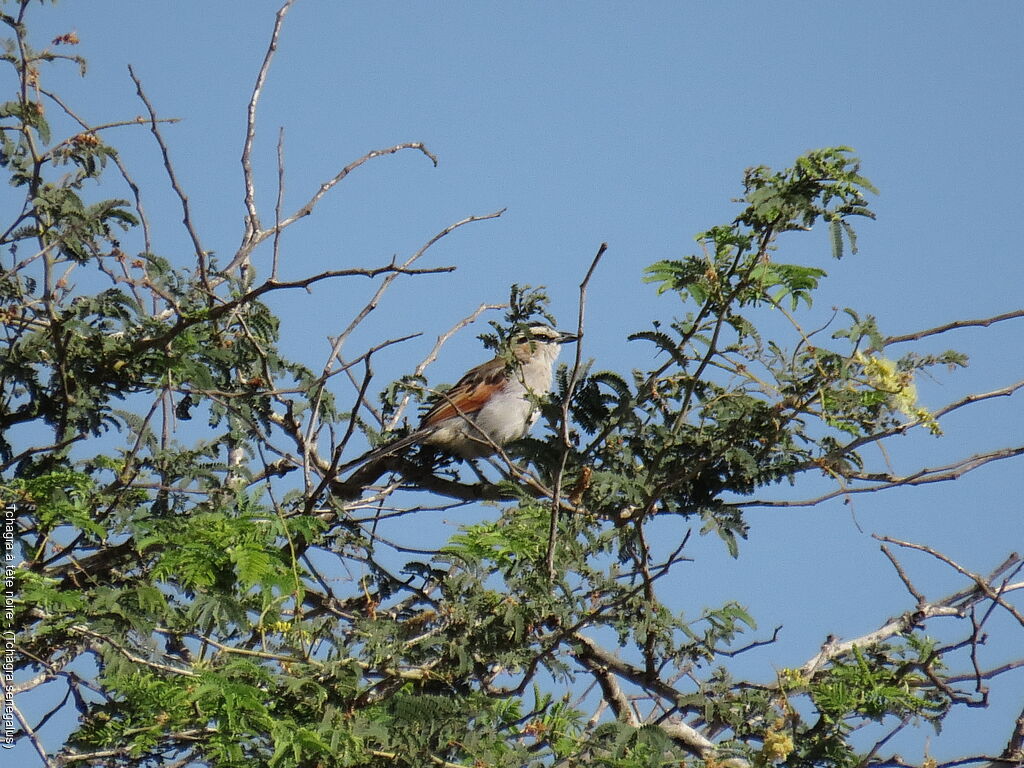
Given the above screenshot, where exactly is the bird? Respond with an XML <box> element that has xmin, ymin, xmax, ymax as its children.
<box><xmin>346</xmin><ymin>324</ymin><xmax>578</xmax><ymax>475</ymax></box>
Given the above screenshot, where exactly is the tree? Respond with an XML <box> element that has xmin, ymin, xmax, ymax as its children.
<box><xmin>3</xmin><ymin>2</ymin><xmax>1023</xmax><ymax>766</ymax></box>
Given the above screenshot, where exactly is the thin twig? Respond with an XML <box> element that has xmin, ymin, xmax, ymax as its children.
<box><xmin>69</xmin><ymin>624</ymin><xmax>198</xmax><ymax>677</ymax></box>
<box><xmin>128</xmin><ymin>65</ymin><xmax>210</xmax><ymax>291</ymax></box>
<box><xmin>857</xmin><ymin>716</ymin><xmax>914</xmax><ymax>768</ymax></box>
<box><xmin>224</xmin><ymin>142</ymin><xmax>441</xmax><ymax>275</ymax></box>
<box><xmin>272</xmin><ymin>126</ymin><xmax>286</xmax><ymax>280</ymax></box>
<box><xmin>128</xmin><ymin>262</ymin><xmax>452</xmax><ymax>357</ymax></box>
<box><xmin>279</xmin><ymin>142</ymin><xmax>438</xmax><ymax>232</ymax></box>
<box><xmin>301</xmin><ymin>334</ymin><xmax>424</xmax><ymax>506</ymax></box>
<box><xmin>822</xmin><ymin>379</ymin><xmax>1024</xmax><ymax>466</ymax></box>
<box><xmin>546</xmin><ymin>242</ymin><xmax>606</xmax><ymax>580</ymax></box>
<box><xmin>301</xmin><ymin>210</ymin><xmax>504</xmax><ymax>491</ymax></box>
<box><xmin>880</xmin><ymin>543</ymin><xmax>926</xmax><ymax>606</ymax></box>
<box><xmin>799</xmin><ymin>546</ymin><xmax>1024</xmax><ymax>677</ymax></box>
<box><xmin>241</xmin><ymin>0</ymin><xmax>297</xmax><ymax>244</ymax></box>
<box><xmin>39</xmin><ymin>87</ymin><xmax>166</xmax><ymax>256</ymax></box>
<box><xmin>570</xmin><ymin>632</ymin><xmax>721</xmax><ymax>759</ymax></box>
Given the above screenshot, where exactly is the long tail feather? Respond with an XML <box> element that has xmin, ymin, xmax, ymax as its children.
<box><xmin>336</xmin><ymin>429</ymin><xmax>429</xmax><ymax>474</ymax></box>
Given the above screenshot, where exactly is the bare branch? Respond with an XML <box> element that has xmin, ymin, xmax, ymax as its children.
<box><xmin>8</xmin><ymin>671</ymin><xmax>53</xmax><ymax>695</ymax></box>
<box><xmin>302</xmin><ymin>209</ymin><xmax>505</xmax><ymax>491</ymax></box>
<box><xmin>876</xmin><ymin>536</ymin><xmax>1024</xmax><ymax>628</ymax></box>
<box><xmin>225</xmin><ymin>143</ymin><xmax>442</xmax><ymax>276</ymax></box>
<box><xmin>61</xmin><ymin>622</ymin><xmax>198</xmax><ymax>678</ymax></box>
<box><xmin>578</xmin><ymin>655</ymin><xmax>639</xmax><ymax>727</ymax></box>
<box><xmin>577</xmin><ymin>638</ymin><xmax>729</xmax><ymax>765</ymax></box>
<box><xmin>799</xmin><ymin>547</ymin><xmax>1024</xmax><ymax>677</ymax></box>
<box><xmin>932</xmin><ymin>379</ymin><xmax>1024</xmax><ymax>420</ymax></box>
<box><xmin>736</xmin><ymin>378</ymin><xmax>1024</xmax><ymax>508</ymax></box>
<box><xmin>272</xmin><ymin>125</ymin><xmax>286</xmax><ymax>280</ymax></box>
<box><xmin>571</xmin><ymin>634</ymin><xmax>727</xmax><ymax>760</ymax></box>
<box><xmin>281</xmin><ymin>141</ymin><xmax>439</xmax><ymax>231</ymax></box>
<box><xmin>242</xmin><ymin>0</ymin><xmax>297</xmax><ymax>242</ymax></box>
<box><xmin>570</xmin><ymin>632</ymin><xmax>696</xmax><ymax>714</ymax></box>
<box><xmin>658</xmin><ymin>721</ymin><xmax>719</xmax><ymax>760</ymax></box>
<box><xmin>333</xmin><ymin>209</ymin><xmax>504</xmax><ymax>355</ymax></box>
<box><xmin>128</xmin><ymin>65</ymin><xmax>210</xmax><ymax>291</ymax></box>
<box><xmin>56</xmin><ymin>733</ymin><xmax>210</xmax><ymax>765</ymax></box>
<box><xmin>739</xmin><ymin>444</ymin><xmax>1024</xmax><ymax>508</ymax></box>
<box><xmin>944</xmin><ymin>658</ymin><xmax>1024</xmax><ymax>684</ymax></box>
<box><xmin>880</xmin><ymin>543</ymin><xmax>926</xmax><ymax>606</ymax></box>
<box><xmin>832</xmin><ymin>379</ymin><xmax>1024</xmax><ymax>466</ymax></box>
<box><xmin>1000</xmin><ymin>700</ymin><xmax>1024</xmax><ymax>764</ymax></box>
<box><xmin>883</xmin><ymin>308</ymin><xmax>1024</xmax><ymax>347</ymax></box>
<box><xmin>128</xmin><ymin>262</ymin><xmax>449</xmax><ymax>357</ymax></box>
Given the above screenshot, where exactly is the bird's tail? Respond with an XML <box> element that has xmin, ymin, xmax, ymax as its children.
<box><xmin>335</xmin><ymin>429</ymin><xmax>427</xmax><ymax>475</ymax></box>
<box><xmin>329</xmin><ymin>430</ymin><xmax>431</xmax><ymax>500</ymax></box>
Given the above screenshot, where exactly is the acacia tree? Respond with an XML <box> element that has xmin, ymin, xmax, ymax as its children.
<box><xmin>4</xmin><ymin>2</ymin><xmax>1023</xmax><ymax>767</ymax></box>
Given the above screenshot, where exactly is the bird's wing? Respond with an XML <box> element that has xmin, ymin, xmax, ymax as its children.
<box><xmin>421</xmin><ymin>356</ymin><xmax>506</xmax><ymax>427</ymax></box>
<box><xmin>335</xmin><ymin>357</ymin><xmax>507</xmax><ymax>476</ymax></box>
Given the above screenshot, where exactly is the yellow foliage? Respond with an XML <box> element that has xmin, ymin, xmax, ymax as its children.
<box><xmin>854</xmin><ymin>352</ymin><xmax>942</xmax><ymax>435</ymax></box>
<box><xmin>759</xmin><ymin>719</ymin><xmax>794</xmax><ymax>763</ymax></box>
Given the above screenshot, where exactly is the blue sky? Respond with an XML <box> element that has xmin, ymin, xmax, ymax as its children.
<box><xmin>10</xmin><ymin>1</ymin><xmax>1024</xmax><ymax>762</ymax></box>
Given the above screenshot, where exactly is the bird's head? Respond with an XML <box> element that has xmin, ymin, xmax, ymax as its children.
<box><xmin>511</xmin><ymin>323</ymin><xmax>579</xmax><ymax>363</ymax></box>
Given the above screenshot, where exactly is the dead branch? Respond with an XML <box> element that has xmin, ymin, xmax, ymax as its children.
<box><xmin>876</xmin><ymin>536</ymin><xmax>1024</xmax><ymax>628</ymax></box>
<box><xmin>882</xmin><ymin>308</ymin><xmax>1024</xmax><ymax>347</ymax></box>
<box><xmin>738</xmin><ymin>444</ymin><xmax>1024</xmax><ymax>508</ymax></box>
<box><xmin>242</xmin><ymin>0</ymin><xmax>297</xmax><ymax>241</ymax></box>
<box><xmin>128</xmin><ymin>65</ymin><xmax>210</xmax><ymax>292</ymax></box>
<box><xmin>225</xmin><ymin>142</ymin><xmax>441</xmax><ymax>276</ymax></box>
<box><xmin>799</xmin><ymin>547</ymin><xmax>1024</xmax><ymax>677</ymax></box>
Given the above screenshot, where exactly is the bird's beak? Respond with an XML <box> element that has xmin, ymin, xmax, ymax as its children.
<box><xmin>557</xmin><ymin>330</ymin><xmax>580</xmax><ymax>344</ymax></box>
